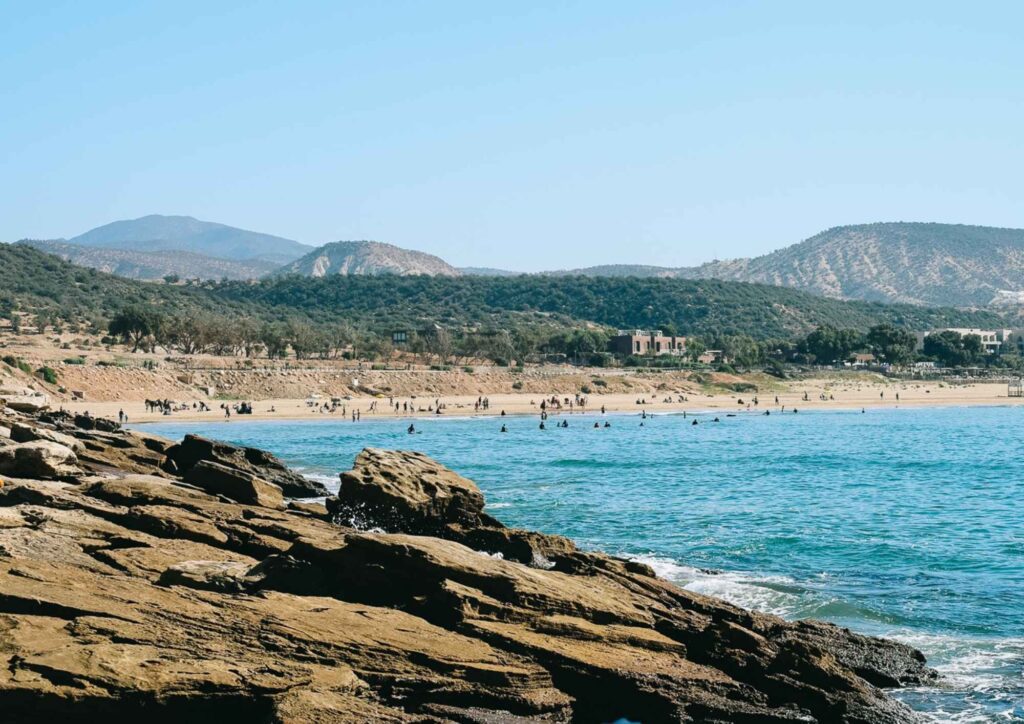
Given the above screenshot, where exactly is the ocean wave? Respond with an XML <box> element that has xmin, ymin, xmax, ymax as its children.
<box><xmin>628</xmin><ymin>553</ymin><xmax>805</xmax><ymax>617</ymax></box>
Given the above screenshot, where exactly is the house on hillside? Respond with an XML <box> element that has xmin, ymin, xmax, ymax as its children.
<box><xmin>609</xmin><ymin>330</ymin><xmax>687</xmax><ymax>356</ymax></box>
<box><xmin>918</xmin><ymin>328</ymin><xmax>1012</xmax><ymax>354</ymax></box>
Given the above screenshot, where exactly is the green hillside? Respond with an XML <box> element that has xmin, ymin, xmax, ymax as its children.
<box><xmin>0</xmin><ymin>244</ymin><xmax>1005</xmax><ymax>340</ymax></box>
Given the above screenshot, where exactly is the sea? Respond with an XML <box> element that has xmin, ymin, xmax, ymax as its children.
<box><xmin>143</xmin><ymin>405</ymin><xmax>1024</xmax><ymax>722</ymax></box>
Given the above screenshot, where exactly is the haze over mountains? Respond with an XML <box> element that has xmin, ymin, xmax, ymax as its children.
<box><xmin>10</xmin><ymin>215</ymin><xmax>1024</xmax><ymax>309</ymax></box>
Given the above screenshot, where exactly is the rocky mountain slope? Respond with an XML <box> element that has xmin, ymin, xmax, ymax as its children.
<box><xmin>67</xmin><ymin>214</ymin><xmax>312</xmax><ymax>264</ymax></box>
<box><xmin>0</xmin><ymin>401</ymin><xmax>935</xmax><ymax>722</ymax></box>
<box><xmin>555</xmin><ymin>223</ymin><xmax>1024</xmax><ymax>307</ymax></box>
<box><xmin>17</xmin><ymin>239</ymin><xmax>279</xmax><ymax>281</ymax></box>
<box><xmin>274</xmin><ymin>240</ymin><xmax>460</xmax><ymax>277</ymax></box>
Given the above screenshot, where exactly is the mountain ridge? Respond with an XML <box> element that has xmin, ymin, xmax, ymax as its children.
<box><xmin>17</xmin><ymin>239</ymin><xmax>280</xmax><ymax>281</ymax></box>
<box><xmin>68</xmin><ymin>214</ymin><xmax>312</xmax><ymax>264</ymax></box>
<box><xmin>274</xmin><ymin>240</ymin><xmax>460</xmax><ymax>277</ymax></box>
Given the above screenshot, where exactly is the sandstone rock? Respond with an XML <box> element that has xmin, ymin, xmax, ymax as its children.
<box><xmin>184</xmin><ymin>459</ymin><xmax>285</xmax><ymax>508</ymax></box>
<box><xmin>0</xmin><ymin>440</ymin><xmax>81</xmax><ymax>479</ymax></box>
<box><xmin>10</xmin><ymin>422</ymin><xmax>82</xmax><ymax>450</ymax></box>
<box><xmin>328</xmin><ymin>447</ymin><xmax>486</xmax><ymax>533</ymax></box>
<box><xmin>166</xmin><ymin>434</ymin><xmax>328</xmax><ymax>498</ymax></box>
<box><xmin>0</xmin><ymin>393</ymin><xmax>49</xmax><ymax>413</ymax></box>
<box><xmin>0</xmin><ymin>412</ymin><xmax>935</xmax><ymax>723</ymax></box>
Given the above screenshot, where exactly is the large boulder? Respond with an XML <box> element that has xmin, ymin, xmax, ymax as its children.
<box><xmin>165</xmin><ymin>434</ymin><xmax>328</xmax><ymax>498</ymax></box>
<box><xmin>183</xmin><ymin>459</ymin><xmax>284</xmax><ymax>509</ymax></box>
<box><xmin>327</xmin><ymin>448</ymin><xmax>486</xmax><ymax>533</ymax></box>
<box><xmin>0</xmin><ymin>440</ymin><xmax>81</xmax><ymax>479</ymax></box>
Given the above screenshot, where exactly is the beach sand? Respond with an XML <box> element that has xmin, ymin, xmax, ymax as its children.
<box><xmin>61</xmin><ymin>380</ymin><xmax>1023</xmax><ymax>424</ymax></box>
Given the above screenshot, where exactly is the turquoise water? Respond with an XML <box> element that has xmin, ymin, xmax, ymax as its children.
<box><xmin>144</xmin><ymin>406</ymin><xmax>1024</xmax><ymax>722</ymax></box>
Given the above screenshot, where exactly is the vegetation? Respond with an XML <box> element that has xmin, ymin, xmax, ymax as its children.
<box><xmin>2</xmin><ymin>244</ymin><xmax>1019</xmax><ymax>370</ymax></box>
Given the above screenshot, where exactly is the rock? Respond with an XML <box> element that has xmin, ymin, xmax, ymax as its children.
<box><xmin>0</xmin><ymin>440</ymin><xmax>81</xmax><ymax>479</ymax></box>
<box><xmin>288</xmin><ymin>500</ymin><xmax>329</xmax><ymax>517</ymax></box>
<box><xmin>0</xmin><ymin>411</ymin><xmax>935</xmax><ymax>723</ymax></box>
<box><xmin>10</xmin><ymin>422</ymin><xmax>82</xmax><ymax>451</ymax></box>
<box><xmin>157</xmin><ymin>559</ymin><xmax>255</xmax><ymax>592</ymax></box>
<box><xmin>165</xmin><ymin>434</ymin><xmax>328</xmax><ymax>498</ymax></box>
<box><xmin>0</xmin><ymin>393</ymin><xmax>49</xmax><ymax>413</ymax></box>
<box><xmin>328</xmin><ymin>448</ymin><xmax>486</xmax><ymax>533</ymax></box>
<box><xmin>183</xmin><ymin>459</ymin><xmax>285</xmax><ymax>509</ymax></box>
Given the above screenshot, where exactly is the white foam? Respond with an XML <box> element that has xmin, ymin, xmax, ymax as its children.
<box><xmin>629</xmin><ymin>554</ymin><xmax>803</xmax><ymax>617</ymax></box>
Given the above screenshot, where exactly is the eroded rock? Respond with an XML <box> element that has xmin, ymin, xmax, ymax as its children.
<box><xmin>0</xmin><ymin>413</ymin><xmax>935</xmax><ymax>723</ymax></box>
<box><xmin>166</xmin><ymin>434</ymin><xmax>328</xmax><ymax>498</ymax></box>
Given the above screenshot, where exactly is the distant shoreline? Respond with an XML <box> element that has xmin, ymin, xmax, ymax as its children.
<box><xmin>64</xmin><ymin>382</ymin><xmax>1024</xmax><ymax>427</ymax></box>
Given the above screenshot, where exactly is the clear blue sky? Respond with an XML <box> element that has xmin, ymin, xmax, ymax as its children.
<box><xmin>2</xmin><ymin>1</ymin><xmax>1022</xmax><ymax>270</ymax></box>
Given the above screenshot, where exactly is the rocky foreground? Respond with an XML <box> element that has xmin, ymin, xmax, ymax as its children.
<box><xmin>0</xmin><ymin>405</ymin><xmax>936</xmax><ymax>723</ymax></box>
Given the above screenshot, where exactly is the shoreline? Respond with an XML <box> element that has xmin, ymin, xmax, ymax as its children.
<box><xmin>63</xmin><ymin>385</ymin><xmax>1024</xmax><ymax>425</ymax></box>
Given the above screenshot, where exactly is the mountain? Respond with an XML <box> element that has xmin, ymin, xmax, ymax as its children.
<box><xmin>561</xmin><ymin>223</ymin><xmax>1024</xmax><ymax>308</ymax></box>
<box><xmin>274</xmin><ymin>240</ymin><xmax>460</xmax><ymax>277</ymax></box>
<box><xmin>68</xmin><ymin>214</ymin><xmax>311</xmax><ymax>264</ymax></box>
<box><xmin>458</xmin><ymin>266</ymin><xmax>521</xmax><ymax>277</ymax></box>
<box><xmin>17</xmin><ymin>239</ymin><xmax>279</xmax><ymax>281</ymax></box>
<box><xmin>2</xmin><ymin>244</ymin><xmax>1004</xmax><ymax>340</ymax></box>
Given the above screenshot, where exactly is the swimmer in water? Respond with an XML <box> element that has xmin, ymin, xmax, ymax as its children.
<box><xmin>539</xmin><ymin>421</ymin><xmax>546</xmax><ymax>430</ymax></box>
<box><xmin>604</xmin><ymin>421</ymin><xmax>611</xmax><ymax>427</ymax></box>
<box><xmin>500</xmin><ymin>424</ymin><xmax>508</xmax><ymax>432</ymax></box>
<box><xmin>407</xmin><ymin>424</ymin><xmax>415</xmax><ymax>434</ymax></box>
<box><xmin>692</xmin><ymin>419</ymin><xmax>698</xmax><ymax>426</ymax></box>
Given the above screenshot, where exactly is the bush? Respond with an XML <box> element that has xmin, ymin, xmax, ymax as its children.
<box><xmin>429</xmin><ymin>364</ymin><xmax>451</xmax><ymax>371</ymax></box>
<box><xmin>462</xmin><ymin>366</ymin><xmax>474</xmax><ymax>373</ymax></box>
<box><xmin>35</xmin><ymin>366</ymin><xmax>58</xmax><ymax>384</ymax></box>
<box><xmin>580</xmin><ymin>384</ymin><xmax>592</xmax><ymax>394</ymax></box>
<box><xmin>727</xmin><ymin>382</ymin><xmax>758</xmax><ymax>393</ymax></box>
<box><xmin>511</xmin><ymin>380</ymin><xmax>523</xmax><ymax>390</ymax></box>
<box><xmin>591</xmin><ymin>378</ymin><xmax>608</xmax><ymax>388</ymax></box>
<box><xmin>2</xmin><ymin>355</ymin><xmax>33</xmax><ymax>374</ymax></box>
<box><xmin>63</xmin><ymin>356</ymin><xmax>86</xmax><ymax>365</ymax></box>
<box><xmin>716</xmin><ymin>363</ymin><xmax>738</xmax><ymax>374</ymax></box>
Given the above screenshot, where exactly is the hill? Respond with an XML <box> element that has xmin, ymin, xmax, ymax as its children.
<box><xmin>0</xmin><ymin>244</ymin><xmax>1005</xmax><ymax>340</ymax></box>
<box><xmin>218</xmin><ymin>274</ymin><xmax>1005</xmax><ymax>339</ymax></box>
<box><xmin>68</xmin><ymin>214</ymin><xmax>311</xmax><ymax>264</ymax></box>
<box><xmin>561</xmin><ymin>223</ymin><xmax>1024</xmax><ymax>307</ymax></box>
<box><xmin>18</xmin><ymin>239</ymin><xmax>279</xmax><ymax>281</ymax></box>
<box><xmin>274</xmin><ymin>240</ymin><xmax>460</xmax><ymax>277</ymax></box>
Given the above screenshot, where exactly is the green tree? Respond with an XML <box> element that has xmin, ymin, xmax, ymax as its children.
<box><xmin>865</xmin><ymin>324</ymin><xmax>917</xmax><ymax>365</ymax></box>
<box><xmin>109</xmin><ymin>306</ymin><xmax>164</xmax><ymax>352</ymax></box>
<box><xmin>923</xmin><ymin>330</ymin><xmax>983</xmax><ymax>367</ymax></box>
<box><xmin>798</xmin><ymin>326</ymin><xmax>863</xmax><ymax>364</ymax></box>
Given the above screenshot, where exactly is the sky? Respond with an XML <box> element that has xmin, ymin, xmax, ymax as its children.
<box><xmin>2</xmin><ymin>1</ymin><xmax>1023</xmax><ymax>271</ymax></box>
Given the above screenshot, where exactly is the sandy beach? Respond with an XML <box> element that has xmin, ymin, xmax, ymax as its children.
<box><xmin>60</xmin><ymin>380</ymin><xmax>1024</xmax><ymax>424</ymax></box>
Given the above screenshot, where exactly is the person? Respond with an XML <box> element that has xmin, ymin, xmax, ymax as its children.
<box><xmin>500</xmin><ymin>410</ymin><xmax>506</xmax><ymax>416</ymax></box>
<box><xmin>561</xmin><ymin>420</ymin><xmax>569</xmax><ymax>428</ymax></box>
<box><xmin>407</xmin><ymin>423</ymin><xmax>415</xmax><ymax>434</ymax></box>
<box><xmin>500</xmin><ymin>424</ymin><xmax>508</xmax><ymax>433</ymax></box>
<box><xmin>539</xmin><ymin>421</ymin><xmax>546</xmax><ymax>430</ymax></box>
<box><xmin>594</xmin><ymin>422</ymin><xmax>600</xmax><ymax>428</ymax></box>
<box><xmin>604</xmin><ymin>421</ymin><xmax>610</xmax><ymax>427</ymax></box>
<box><xmin>118</xmin><ymin>409</ymin><xmax>125</xmax><ymax>424</ymax></box>
<box><xmin>713</xmin><ymin>417</ymin><xmax>720</xmax><ymax>422</ymax></box>
<box><xmin>691</xmin><ymin>419</ymin><xmax>698</xmax><ymax>425</ymax></box>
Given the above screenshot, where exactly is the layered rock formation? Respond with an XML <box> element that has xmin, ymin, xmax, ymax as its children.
<box><xmin>0</xmin><ymin>408</ymin><xmax>935</xmax><ymax>722</ymax></box>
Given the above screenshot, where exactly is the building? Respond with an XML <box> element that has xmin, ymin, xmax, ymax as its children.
<box><xmin>609</xmin><ymin>330</ymin><xmax>687</xmax><ymax>356</ymax></box>
<box><xmin>919</xmin><ymin>328</ymin><xmax>1013</xmax><ymax>354</ymax></box>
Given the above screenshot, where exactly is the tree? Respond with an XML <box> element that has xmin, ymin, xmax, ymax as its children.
<box><xmin>427</xmin><ymin>327</ymin><xmax>454</xmax><ymax>365</ymax></box>
<box><xmin>923</xmin><ymin>330</ymin><xmax>983</xmax><ymax>368</ymax></box>
<box><xmin>798</xmin><ymin>326</ymin><xmax>862</xmax><ymax>364</ymax></box>
<box><xmin>109</xmin><ymin>306</ymin><xmax>164</xmax><ymax>352</ymax></box>
<box><xmin>865</xmin><ymin>324</ymin><xmax>917</xmax><ymax>366</ymax></box>
<box><xmin>685</xmin><ymin>337</ymin><xmax>707</xmax><ymax>363</ymax></box>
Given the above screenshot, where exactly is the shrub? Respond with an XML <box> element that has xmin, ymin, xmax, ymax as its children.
<box><xmin>63</xmin><ymin>357</ymin><xmax>86</xmax><ymax>365</ymax></box>
<box><xmin>35</xmin><ymin>366</ymin><xmax>58</xmax><ymax>384</ymax></box>
<box><xmin>462</xmin><ymin>366</ymin><xmax>474</xmax><ymax>373</ymax></box>
<box><xmin>580</xmin><ymin>384</ymin><xmax>592</xmax><ymax>394</ymax></box>
<box><xmin>591</xmin><ymin>378</ymin><xmax>608</xmax><ymax>387</ymax></box>
<box><xmin>511</xmin><ymin>380</ymin><xmax>523</xmax><ymax>390</ymax></box>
